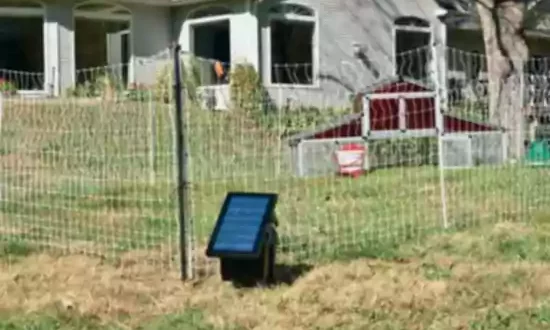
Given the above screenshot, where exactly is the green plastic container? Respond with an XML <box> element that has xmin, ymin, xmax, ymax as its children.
<box><xmin>526</xmin><ymin>140</ymin><xmax>550</xmax><ymax>166</ymax></box>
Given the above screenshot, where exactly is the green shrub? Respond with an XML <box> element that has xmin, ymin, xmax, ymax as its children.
<box><xmin>0</xmin><ymin>78</ymin><xmax>16</xmax><ymax>96</ymax></box>
<box><xmin>127</xmin><ymin>83</ymin><xmax>151</xmax><ymax>102</ymax></box>
<box><xmin>64</xmin><ymin>74</ymin><xmax>123</xmax><ymax>99</ymax></box>
<box><xmin>229</xmin><ymin>63</ymin><xmax>263</xmax><ymax>115</ymax></box>
<box><xmin>93</xmin><ymin>73</ymin><xmax>121</xmax><ymax>101</ymax></box>
<box><xmin>154</xmin><ymin>63</ymin><xmax>172</xmax><ymax>103</ymax></box>
<box><xmin>274</xmin><ymin>106</ymin><xmax>349</xmax><ymax>136</ymax></box>
<box><xmin>182</xmin><ymin>57</ymin><xmax>202</xmax><ymax>105</ymax></box>
<box><xmin>369</xmin><ymin>138</ymin><xmax>438</xmax><ymax>168</ymax></box>
<box><xmin>65</xmin><ymin>83</ymin><xmax>93</xmax><ymax>98</ymax></box>
<box><xmin>154</xmin><ymin>57</ymin><xmax>201</xmax><ymax>105</ymax></box>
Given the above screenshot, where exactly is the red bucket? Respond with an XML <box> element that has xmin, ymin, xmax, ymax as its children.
<box><xmin>334</xmin><ymin>143</ymin><xmax>366</xmax><ymax>178</ymax></box>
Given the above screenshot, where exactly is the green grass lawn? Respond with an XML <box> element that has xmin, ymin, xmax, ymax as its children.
<box><xmin>0</xmin><ymin>99</ymin><xmax>549</xmax><ymax>275</ymax></box>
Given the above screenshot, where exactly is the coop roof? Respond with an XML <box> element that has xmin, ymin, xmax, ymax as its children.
<box><xmin>287</xmin><ymin>78</ymin><xmax>501</xmax><ymax>145</ymax></box>
<box><xmin>444</xmin><ymin>115</ymin><xmax>501</xmax><ymax>132</ymax></box>
<box><xmin>286</xmin><ymin>112</ymin><xmax>363</xmax><ymax>145</ymax></box>
<box><xmin>359</xmin><ymin>76</ymin><xmax>434</xmax><ymax>95</ymax></box>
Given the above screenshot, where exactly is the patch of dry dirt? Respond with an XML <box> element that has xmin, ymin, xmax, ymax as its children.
<box><xmin>1</xmin><ymin>252</ymin><xmax>549</xmax><ymax>330</ymax></box>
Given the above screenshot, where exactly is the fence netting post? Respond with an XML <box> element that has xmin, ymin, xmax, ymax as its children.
<box><xmin>173</xmin><ymin>43</ymin><xmax>193</xmax><ymax>280</ymax></box>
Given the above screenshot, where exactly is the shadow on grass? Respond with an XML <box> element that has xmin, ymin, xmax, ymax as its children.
<box><xmin>223</xmin><ymin>262</ymin><xmax>313</xmax><ymax>289</ymax></box>
<box><xmin>273</xmin><ymin>263</ymin><xmax>313</xmax><ymax>285</ymax></box>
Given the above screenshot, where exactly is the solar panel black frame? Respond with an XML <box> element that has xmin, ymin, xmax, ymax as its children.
<box><xmin>206</xmin><ymin>192</ymin><xmax>278</xmax><ymax>259</ymax></box>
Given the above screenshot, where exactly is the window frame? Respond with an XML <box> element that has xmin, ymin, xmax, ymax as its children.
<box><xmin>266</xmin><ymin>3</ymin><xmax>319</xmax><ymax>88</ymax></box>
<box><xmin>185</xmin><ymin>5</ymin><xmax>233</xmax><ymax>87</ymax></box>
<box><xmin>392</xmin><ymin>16</ymin><xmax>433</xmax><ymax>78</ymax></box>
<box><xmin>188</xmin><ymin>5</ymin><xmax>232</xmax><ymax>19</ymax></box>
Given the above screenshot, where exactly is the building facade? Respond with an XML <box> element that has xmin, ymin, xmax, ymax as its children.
<box><xmin>1</xmin><ymin>0</ymin><xmax>549</xmax><ymax>109</ymax></box>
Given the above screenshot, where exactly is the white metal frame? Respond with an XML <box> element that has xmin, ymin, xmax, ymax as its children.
<box><xmin>439</xmin><ymin>130</ymin><xmax>507</xmax><ymax>170</ymax></box>
<box><xmin>362</xmin><ymin>90</ymin><xmax>438</xmax><ymax>136</ymax></box>
<box><xmin>297</xmin><ymin>137</ymin><xmax>366</xmax><ymax>177</ymax></box>
<box><xmin>296</xmin><ymin>140</ymin><xmax>305</xmax><ymax>177</ymax></box>
<box><xmin>398</xmin><ymin>96</ymin><xmax>407</xmax><ymax>130</ymax></box>
<box><xmin>440</xmin><ymin>133</ymin><xmax>474</xmax><ymax>169</ymax></box>
<box><xmin>368</xmin><ymin>91</ymin><xmax>436</xmax><ymax>100</ymax></box>
<box><xmin>361</xmin><ymin>96</ymin><xmax>370</xmax><ymax>170</ymax></box>
<box><xmin>369</xmin><ymin>129</ymin><xmax>437</xmax><ymax>140</ymax></box>
<box><xmin>265</xmin><ymin>3</ymin><xmax>320</xmax><ymax>88</ymax></box>
<box><xmin>432</xmin><ymin>40</ymin><xmax>448</xmax><ymax>228</ymax></box>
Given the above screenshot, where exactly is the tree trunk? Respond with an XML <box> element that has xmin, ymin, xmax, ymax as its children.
<box><xmin>476</xmin><ymin>0</ymin><xmax>529</xmax><ymax>161</ymax></box>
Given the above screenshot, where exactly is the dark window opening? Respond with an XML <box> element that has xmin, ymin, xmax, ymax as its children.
<box><xmin>0</xmin><ymin>16</ymin><xmax>44</xmax><ymax>90</ymax></box>
<box><xmin>192</xmin><ymin>20</ymin><xmax>231</xmax><ymax>85</ymax></box>
<box><xmin>74</xmin><ymin>18</ymin><xmax>130</xmax><ymax>85</ymax></box>
<box><xmin>394</xmin><ymin>29</ymin><xmax>430</xmax><ymax>80</ymax></box>
<box><xmin>270</xmin><ymin>20</ymin><xmax>314</xmax><ymax>85</ymax></box>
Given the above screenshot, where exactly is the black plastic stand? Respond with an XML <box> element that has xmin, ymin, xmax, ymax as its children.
<box><xmin>220</xmin><ymin>222</ymin><xmax>277</xmax><ymax>288</ymax></box>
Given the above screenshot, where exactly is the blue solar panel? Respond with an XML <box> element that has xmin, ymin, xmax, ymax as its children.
<box><xmin>207</xmin><ymin>193</ymin><xmax>277</xmax><ymax>257</ymax></box>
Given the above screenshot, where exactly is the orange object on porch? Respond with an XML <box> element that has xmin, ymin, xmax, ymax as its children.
<box><xmin>214</xmin><ymin>61</ymin><xmax>225</xmax><ymax>80</ymax></box>
<box><xmin>334</xmin><ymin>143</ymin><xmax>366</xmax><ymax>178</ymax></box>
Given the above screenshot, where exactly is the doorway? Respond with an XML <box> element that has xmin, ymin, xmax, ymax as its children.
<box><xmin>0</xmin><ymin>16</ymin><xmax>44</xmax><ymax>90</ymax></box>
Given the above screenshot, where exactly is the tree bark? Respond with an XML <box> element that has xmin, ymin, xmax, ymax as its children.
<box><xmin>476</xmin><ymin>0</ymin><xmax>529</xmax><ymax>160</ymax></box>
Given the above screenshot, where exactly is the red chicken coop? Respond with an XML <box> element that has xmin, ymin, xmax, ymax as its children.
<box><xmin>287</xmin><ymin>77</ymin><xmax>505</xmax><ymax>177</ymax></box>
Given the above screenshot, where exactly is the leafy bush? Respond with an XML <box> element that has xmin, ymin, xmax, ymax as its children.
<box><xmin>93</xmin><ymin>74</ymin><xmax>121</xmax><ymax>101</ymax></box>
<box><xmin>0</xmin><ymin>78</ymin><xmax>16</xmax><ymax>96</ymax></box>
<box><xmin>270</xmin><ymin>106</ymin><xmax>350</xmax><ymax>137</ymax></box>
<box><xmin>154</xmin><ymin>57</ymin><xmax>201</xmax><ymax>105</ymax></box>
<box><xmin>154</xmin><ymin>64</ymin><xmax>172</xmax><ymax>103</ymax></box>
<box><xmin>369</xmin><ymin>138</ymin><xmax>438</xmax><ymax>168</ymax></box>
<box><xmin>64</xmin><ymin>74</ymin><xmax>123</xmax><ymax>100</ymax></box>
<box><xmin>227</xmin><ymin>63</ymin><xmax>350</xmax><ymax>134</ymax></box>
<box><xmin>229</xmin><ymin>63</ymin><xmax>263</xmax><ymax>115</ymax></box>
<box><xmin>127</xmin><ymin>83</ymin><xmax>151</xmax><ymax>102</ymax></box>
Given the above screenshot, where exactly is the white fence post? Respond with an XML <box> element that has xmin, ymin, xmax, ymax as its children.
<box><xmin>0</xmin><ymin>92</ymin><xmax>3</xmax><ymax>134</ymax></box>
<box><xmin>0</xmin><ymin>92</ymin><xmax>3</xmax><ymax>202</ymax></box>
<box><xmin>432</xmin><ymin>40</ymin><xmax>449</xmax><ymax>230</ymax></box>
<box><xmin>148</xmin><ymin>91</ymin><xmax>157</xmax><ymax>184</ymax></box>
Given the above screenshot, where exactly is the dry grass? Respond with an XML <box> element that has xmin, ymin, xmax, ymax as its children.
<box><xmin>2</xmin><ymin>220</ymin><xmax>550</xmax><ymax>329</ymax></box>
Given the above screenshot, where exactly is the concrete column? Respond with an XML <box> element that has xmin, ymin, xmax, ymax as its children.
<box><xmin>230</xmin><ymin>2</ymin><xmax>260</xmax><ymax>70</ymax></box>
<box><xmin>130</xmin><ymin>4</ymin><xmax>171</xmax><ymax>85</ymax></box>
<box><xmin>259</xmin><ymin>15</ymin><xmax>270</xmax><ymax>85</ymax></box>
<box><xmin>43</xmin><ymin>2</ymin><xmax>75</xmax><ymax>96</ymax></box>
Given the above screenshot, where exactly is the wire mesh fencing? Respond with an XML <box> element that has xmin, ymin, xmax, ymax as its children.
<box><xmin>182</xmin><ymin>47</ymin><xmax>550</xmax><ymax>278</ymax></box>
<box><xmin>0</xmin><ymin>46</ymin><xmax>550</xmax><ymax>279</ymax></box>
<box><xmin>0</xmin><ymin>60</ymin><xmax>180</xmax><ymax>271</ymax></box>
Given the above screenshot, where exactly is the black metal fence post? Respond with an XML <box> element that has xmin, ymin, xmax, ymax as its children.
<box><xmin>173</xmin><ymin>43</ymin><xmax>192</xmax><ymax>280</ymax></box>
